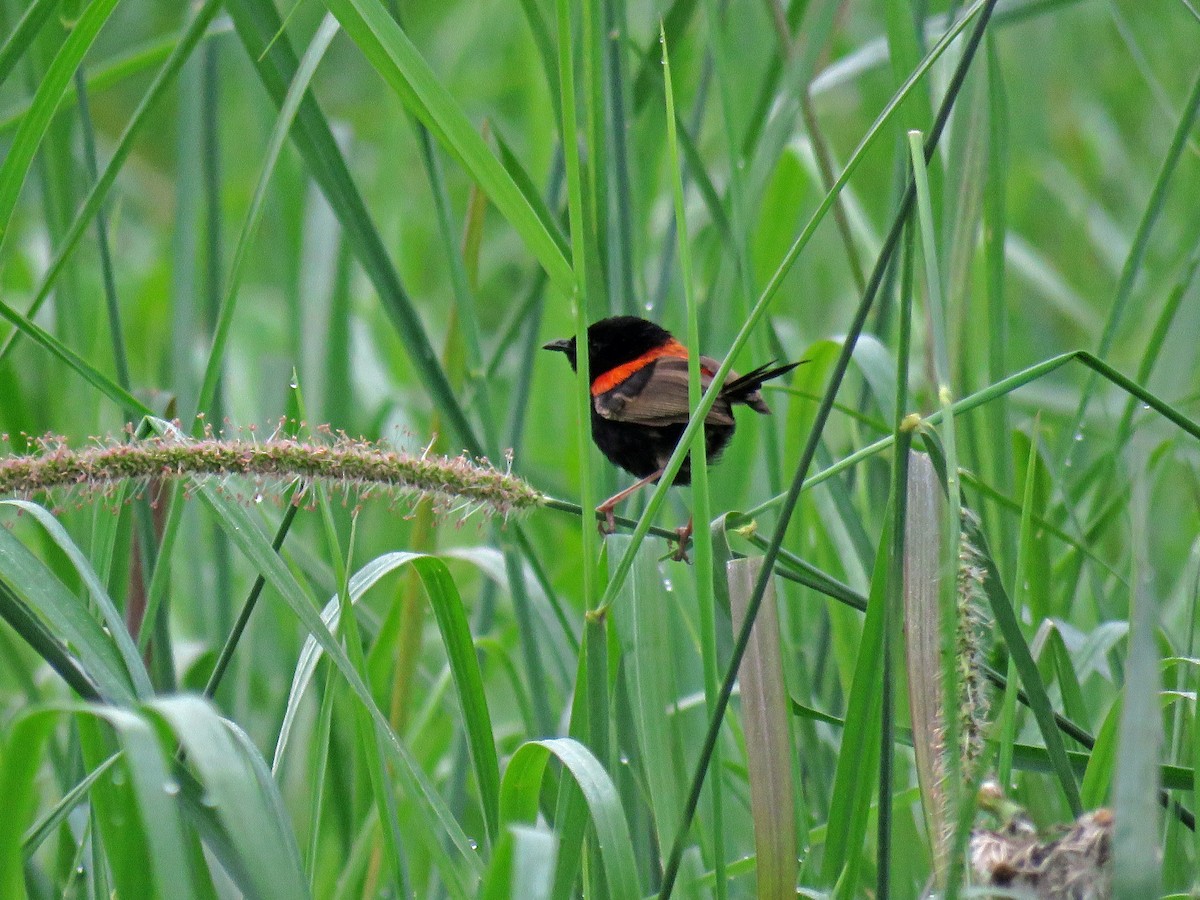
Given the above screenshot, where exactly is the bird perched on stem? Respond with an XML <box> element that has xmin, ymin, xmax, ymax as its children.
<box><xmin>543</xmin><ymin>315</ymin><xmax>800</xmax><ymax>556</ymax></box>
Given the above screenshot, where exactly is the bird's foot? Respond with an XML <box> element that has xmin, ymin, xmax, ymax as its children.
<box><xmin>595</xmin><ymin>468</ymin><xmax>664</xmax><ymax>536</ymax></box>
<box><xmin>596</xmin><ymin>504</ymin><xmax>617</xmax><ymax>535</ymax></box>
<box><xmin>668</xmin><ymin>518</ymin><xmax>694</xmax><ymax>563</ymax></box>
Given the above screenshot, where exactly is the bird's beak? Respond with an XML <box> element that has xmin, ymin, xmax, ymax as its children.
<box><xmin>542</xmin><ymin>338</ymin><xmax>572</xmax><ymax>353</ymax></box>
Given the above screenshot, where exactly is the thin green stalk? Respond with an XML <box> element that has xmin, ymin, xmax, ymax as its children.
<box><xmin>72</xmin><ymin>59</ymin><xmax>168</xmax><ymax>686</ymax></box>
<box><xmin>319</xmin><ymin>506</ymin><xmax>408</xmax><ymax>896</ymax></box>
<box><xmin>604</xmin><ymin>0</ymin><xmax>636</xmax><ymax>315</ymax></box>
<box><xmin>72</xmin><ymin>66</ymin><xmax>131</xmax><ymax>397</ymax></box>
<box><xmin>581</xmin><ymin>0</ymin><xmax>608</xmax><ymax>317</ymax></box>
<box><xmin>0</xmin><ymin>0</ymin><xmax>57</xmax><ymax>91</ymax></box>
<box><xmin>135</xmin><ymin>484</ymin><xmax>182</xmax><ymax>657</ymax></box>
<box><xmin>192</xmin><ymin>16</ymin><xmax>339</xmax><ymax>423</ymax></box>
<box><xmin>1063</xmin><ymin>64</ymin><xmax>1200</xmax><ymax>463</ymax></box>
<box><xmin>746</xmin><ymin>347</ymin><xmax>1200</xmax><ymax>519</ymax></box>
<box><xmin>197</xmin><ymin>37</ymin><xmax>236</xmax><ymax>647</ymax></box>
<box><xmin>305</xmin><ymin>663</ymin><xmax>337</xmax><ymax>879</ymax></box>
<box><xmin>554</xmin><ymin>0</ymin><xmax>598</xmax><ymax>611</ymax></box>
<box><xmin>880</xmin><ymin>219</ymin><xmax>916</xmax><ymax>896</ymax></box>
<box><xmin>656</xmin><ymin>3</ymin><xmax>1001</xmax><ymax>893</ymax></box>
<box><xmin>600</xmin><ymin>0</ymin><xmax>992</xmax><ymax>614</ymax></box>
<box><xmin>555</xmin><ymin>10</ymin><xmax>606</xmax><ymax>893</ymax></box>
<box><xmin>650</xmin><ymin>56</ymin><xmax>713</xmax><ymax>318</ymax></box>
<box><xmin>203</xmin><ymin>500</ymin><xmax>301</xmax><ymax>698</ymax></box>
<box><xmin>997</xmin><ymin>423</ymin><xmax>1041</xmax><ymax>788</ymax></box>
<box><xmin>502</xmin><ymin>540</ymin><xmax>557</xmax><ymax>735</ymax></box>
<box><xmin>699</xmin><ymin>0</ymin><xmax>786</xmax><ymax>494</ymax></box>
<box><xmin>226</xmin><ymin>0</ymin><xmax>485</xmax><ymax>457</ymax></box>
<box><xmin>664</xmin><ymin>28</ymin><xmax>726</xmax><ymax>897</ymax></box>
<box><xmin>878</xmin><ymin>429</ymin><xmax>913</xmax><ymax>900</ymax></box>
<box><xmin>1114</xmin><ymin>237</ymin><xmax>1200</xmax><ymax>445</ymax></box>
<box><xmin>981</xmin><ymin>36</ymin><xmax>1013</xmax><ymax>569</ymax></box>
<box><xmin>0</xmin><ymin>0</ymin><xmax>121</xmax><ymax>249</ymax></box>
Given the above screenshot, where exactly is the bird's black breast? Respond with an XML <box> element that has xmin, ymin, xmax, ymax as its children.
<box><xmin>590</xmin><ymin>411</ymin><xmax>734</xmax><ymax>485</ymax></box>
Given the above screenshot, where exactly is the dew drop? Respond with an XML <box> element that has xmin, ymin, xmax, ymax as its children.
<box><xmin>163</xmin><ymin>780</ymin><xmax>181</xmax><ymax>796</ymax></box>
<box><xmin>253</xmin><ymin>492</ymin><xmax>264</xmax><ymax>504</ymax></box>
<box><xmin>468</xmin><ymin>838</ymin><xmax>478</xmax><ymax>851</ymax></box>
<box><xmin>1073</xmin><ymin>432</ymin><xmax>1084</xmax><ymax>442</ymax></box>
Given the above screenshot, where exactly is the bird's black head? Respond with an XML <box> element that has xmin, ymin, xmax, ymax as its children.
<box><xmin>542</xmin><ymin>316</ymin><xmax>675</xmax><ymax>375</ymax></box>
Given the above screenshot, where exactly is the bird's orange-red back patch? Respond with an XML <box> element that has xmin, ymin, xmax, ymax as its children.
<box><xmin>590</xmin><ymin>338</ymin><xmax>691</xmax><ymax>396</ymax></box>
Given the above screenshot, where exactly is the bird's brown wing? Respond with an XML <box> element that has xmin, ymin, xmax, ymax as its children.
<box><xmin>593</xmin><ymin>357</ymin><xmax>736</xmax><ymax>426</ymax></box>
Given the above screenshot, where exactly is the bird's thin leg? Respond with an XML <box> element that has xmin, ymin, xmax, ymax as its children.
<box><xmin>596</xmin><ymin>468</ymin><xmax>664</xmax><ymax>534</ymax></box>
<box><xmin>670</xmin><ymin>517</ymin><xmax>693</xmax><ymax>563</ymax></box>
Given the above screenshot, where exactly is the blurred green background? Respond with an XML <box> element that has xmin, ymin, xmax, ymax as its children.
<box><xmin>0</xmin><ymin>0</ymin><xmax>1198</xmax><ymax>896</ymax></box>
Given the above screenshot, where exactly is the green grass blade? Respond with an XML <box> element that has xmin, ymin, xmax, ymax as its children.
<box><xmin>225</xmin><ymin>0</ymin><xmax>484</xmax><ymax>457</ymax></box>
<box><xmin>194</xmin><ymin>15</ymin><xmax>339</xmax><ymax>420</ymax></box>
<box><xmin>0</xmin><ymin>709</ymin><xmax>58</xmax><ymax>896</ymax></box>
<box><xmin>663</xmin><ymin>27</ymin><xmax>728</xmax><ymax>894</ymax></box>
<box><xmin>310</xmin><ymin>490</ymin><xmax>409</xmax><ymax>897</ymax></box>
<box><xmin>612</xmin><ymin>535</ymin><xmax>685</xmax><ymax>864</ymax></box>
<box><xmin>500</xmin><ymin>738</ymin><xmax>642</xmax><ymax>899</ymax></box>
<box><xmin>478</xmin><ymin>824</ymin><xmax>558</xmax><ymax>900</ymax></box>
<box><xmin>0</xmin><ymin>0</ymin><xmax>221</xmax><ymax>366</ymax></box>
<box><xmin>2</xmin><ymin>500</ymin><xmax>151</xmax><ymax>697</ymax></box>
<box><xmin>411</xmin><ymin>556</ymin><xmax>502</xmax><ymax>847</ymax></box>
<box><xmin>1080</xmin><ymin>696</ymin><xmax>1122</xmax><ymax>809</ymax></box>
<box><xmin>1065</xmin><ymin>66</ymin><xmax>1200</xmax><ymax>461</ymax></box>
<box><xmin>0</xmin><ymin>297</ymin><xmax>151</xmax><ymax>416</ymax></box>
<box><xmin>819</xmin><ymin>502</ymin><xmax>891</xmax><ymax>893</ymax></box>
<box><xmin>0</xmin><ymin>520</ymin><xmax>136</xmax><ymax>703</ymax></box>
<box><xmin>21</xmin><ymin>752</ymin><xmax>119</xmax><ymax>859</ymax></box>
<box><xmin>964</xmin><ymin>517</ymin><xmax>1083</xmax><ymax>814</ymax></box>
<box><xmin>0</xmin><ymin>0</ymin><xmax>58</xmax><ymax>91</ymax></box>
<box><xmin>0</xmin><ymin>577</ymin><xmax>102</xmax><ymax>700</ymax></box>
<box><xmin>657</xmin><ymin>6</ymin><xmax>1003</xmax><ymax>893</ymax></box>
<box><xmin>0</xmin><ymin>0</ymin><xmax>121</xmax><ymax>247</ymax></box>
<box><xmin>100</xmin><ymin>707</ymin><xmax>198</xmax><ymax>900</ymax></box>
<box><xmin>149</xmin><ymin>696</ymin><xmax>308</xmax><ymax>900</ymax></box>
<box><xmin>274</xmin><ymin>550</ymin><xmax>500</xmax><ymax>850</ymax></box>
<box><xmin>997</xmin><ymin>427</ymin><xmax>1042</xmax><ymax>788</ymax></box>
<box><xmin>600</xmin><ymin>0</ymin><xmax>996</xmax><ymax>615</ymax></box>
<box><xmin>189</xmin><ymin>476</ymin><xmax>481</xmax><ymax>886</ymax></box>
<box><xmin>321</xmin><ymin>0</ymin><xmax>573</xmax><ymax>295</ymax></box>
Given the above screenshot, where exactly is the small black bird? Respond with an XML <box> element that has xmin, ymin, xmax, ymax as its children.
<box><xmin>543</xmin><ymin>315</ymin><xmax>800</xmax><ymax>541</ymax></box>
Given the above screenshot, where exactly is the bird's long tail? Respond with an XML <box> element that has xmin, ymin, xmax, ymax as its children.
<box><xmin>724</xmin><ymin>360</ymin><xmax>804</xmax><ymax>413</ymax></box>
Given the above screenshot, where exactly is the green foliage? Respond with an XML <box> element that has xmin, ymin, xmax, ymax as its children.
<box><xmin>0</xmin><ymin>0</ymin><xmax>1197</xmax><ymax>896</ymax></box>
